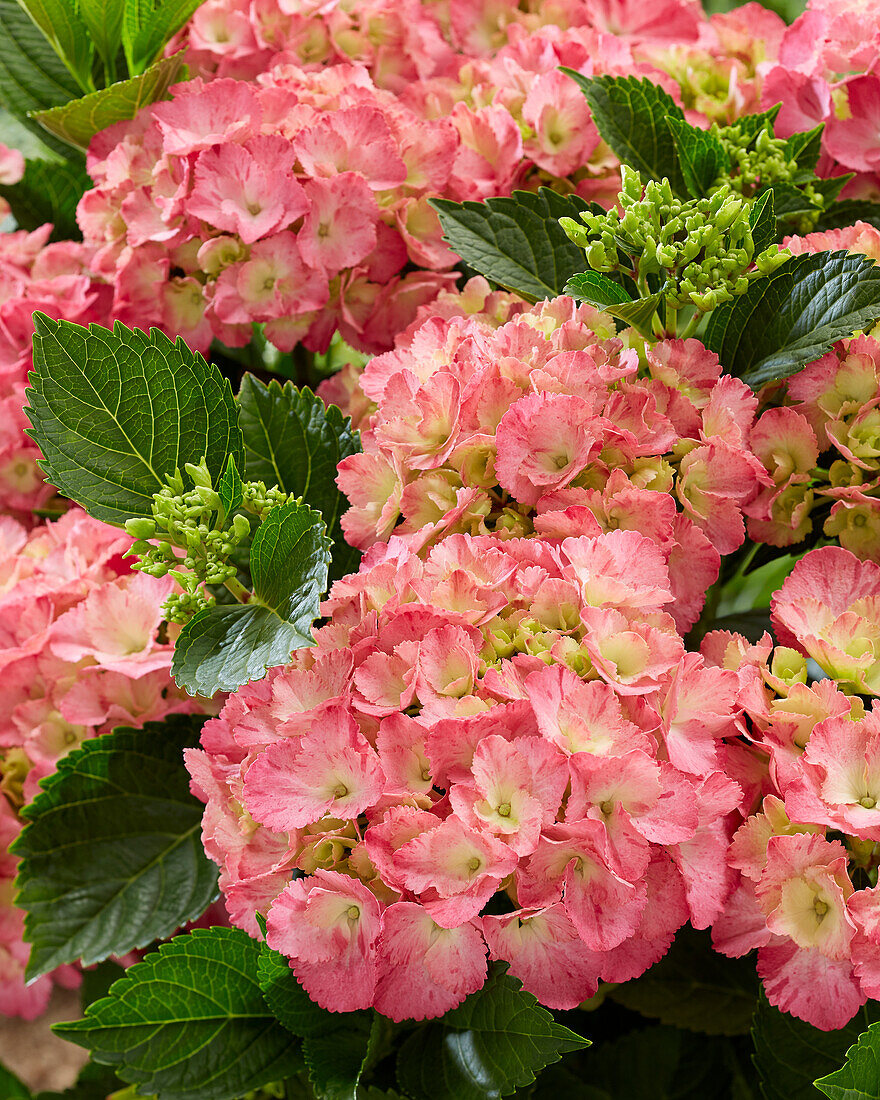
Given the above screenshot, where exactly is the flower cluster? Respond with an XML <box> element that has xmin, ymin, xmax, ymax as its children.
<box><xmin>0</xmin><ymin>227</ymin><xmax>108</xmax><ymax>519</ymax></box>
<box><xmin>0</xmin><ymin>509</ymin><xmax>210</xmax><ymax>1017</ymax></box>
<box><xmin>707</xmin><ymin>546</ymin><xmax>880</xmax><ymax>1030</ymax></box>
<box><xmin>188</xmin><ymin>529</ymin><xmax>750</xmax><ymax>1018</ymax></box>
<box><xmin>330</xmin><ymin>287</ymin><xmax>772</xmax><ymax>633</ymax></box>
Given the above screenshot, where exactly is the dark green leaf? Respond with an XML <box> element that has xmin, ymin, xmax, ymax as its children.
<box><xmin>78</xmin><ymin>0</ymin><xmax>125</xmax><ymax>73</ymax></box>
<box><xmin>430</xmin><ymin>188</ymin><xmax>597</xmax><ymax>303</ymax></box>
<box><xmin>814</xmin><ymin>199</ymin><xmax>880</xmax><ymax>232</ymax></box>
<box><xmin>172</xmin><ymin>499</ymin><xmax>331</xmax><ymax>695</ymax></box>
<box><xmin>705</xmin><ymin>609</ymin><xmax>773</xmax><ymax>643</ymax></box>
<box><xmin>0</xmin><ymin>1063</ymin><xmax>32</xmax><ymax>1099</ymax></box>
<box><xmin>666</xmin><ymin>116</ymin><xmax>730</xmax><ymax>198</ymax></box>
<box><xmin>812</xmin><ymin>175</ymin><xmax>854</xmax><ymax>208</ymax></box>
<box><xmin>749</xmin><ymin>190</ymin><xmax>777</xmax><ymax>256</ymax></box>
<box><xmin>0</xmin><ymin>157</ymin><xmax>89</xmax><ymax>239</ymax></box>
<box><xmin>80</xmin><ymin>959</ymin><xmax>126</xmax><ymax>1012</ymax></box>
<box><xmin>31</xmin><ymin>52</ymin><xmax>184</xmax><ymax>150</ymax></box>
<box><xmin>129</xmin><ymin>0</ymin><xmax>202</xmax><ymax>73</ymax></box>
<box><xmin>396</xmin><ymin>968</ymin><xmax>589</xmax><ymax>1100</ymax></box>
<box><xmin>703</xmin><ymin>250</ymin><xmax>880</xmax><ymax>389</ymax></box>
<box><xmin>14</xmin><ymin>0</ymin><xmax>93</xmax><ymax>91</ymax></box>
<box><xmin>0</xmin><ymin>0</ymin><xmax>80</xmax><ymax>137</ymax></box>
<box><xmin>11</xmin><ymin>715</ymin><xmax>218</xmax><ymax>980</ymax></box>
<box><xmin>303</xmin><ymin>1014</ymin><xmax>384</xmax><ymax>1100</ymax></box>
<box><xmin>560</xmin><ymin>71</ymin><xmax>687</xmax><ymax>196</ymax></box>
<box><xmin>36</xmin><ymin>1060</ymin><xmax>123</xmax><ymax>1100</ymax></box>
<box><xmin>815</xmin><ymin>1020</ymin><xmax>880</xmax><ymax>1099</ymax></box>
<box><xmin>586</xmin><ymin>1025</ymin><xmax>751</xmax><ymax>1100</ymax></box>
<box><xmin>784</xmin><ymin>124</ymin><xmax>824</xmax><ymax>174</ymax></box>
<box><xmin>238</xmin><ymin>376</ymin><xmax>361</xmax><ymax>582</ymax></box>
<box><xmin>54</xmin><ymin>927</ymin><xmax>304</xmax><ymax>1100</ymax></box>
<box><xmin>217</xmin><ymin>453</ymin><xmax>243</xmax><ymax>520</ymax></box>
<box><xmin>754</xmin><ymin>994</ymin><xmax>880</xmax><ymax>1100</ymax></box>
<box><xmin>734</xmin><ymin>105</ymin><xmax>782</xmax><ymax>144</ymax></box>
<box><xmin>609</xmin><ymin>927</ymin><xmax>758</xmax><ymax>1036</ymax></box>
<box><xmin>26</xmin><ymin>315</ymin><xmax>243</xmax><ymax>525</ymax></box>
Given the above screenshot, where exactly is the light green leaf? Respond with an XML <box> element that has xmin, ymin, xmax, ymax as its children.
<box><xmin>430</xmin><ymin>188</ymin><xmax>600</xmax><ymax>303</ymax></box>
<box><xmin>754</xmin><ymin>994</ymin><xmax>880</xmax><ymax>1100</ymax></box>
<box><xmin>396</xmin><ymin>967</ymin><xmax>589</xmax><ymax>1100</ymax></box>
<box><xmin>217</xmin><ymin>453</ymin><xmax>243</xmax><ymax>520</ymax></box>
<box><xmin>704</xmin><ymin>250</ymin><xmax>880</xmax><ymax>389</ymax></box>
<box><xmin>15</xmin><ymin>0</ymin><xmax>94</xmax><ymax>91</ymax></box>
<box><xmin>31</xmin><ymin>51</ymin><xmax>184</xmax><ymax>150</ymax></box>
<box><xmin>563</xmin><ymin>271</ymin><xmax>633</xmax><ymax>309</ymax></box>
<box><xmin>172</xmin><ymin>499</ymin><xmax>331</xmax><ymax>695</ymax></box>
<box><xmin>11</xmin><ymin>715</ymin><xmax>219</xmax><ymax>980</ymax></box>
<box><xmin>0</xmin><ymin>156</ymin><xmax>90</xmax><ymax>239</ymax></box>
<box><xmin>238</xmin><ymin>376</ymin><xmax>361</xmax><ymax>582</ymax></box>
<box><xmin>129</xmin><ymin>0</ymin><xmax>202</xmax><ymax>73</ymax></box>
<box><xmin>560</xmin><ymin>71</ymin><xmax>687</xmax><ymax>196</ymax></box>
<box><xmin>815</xmin><ymin>1020</ymin><xmax>880</xmax><ymax>1099</ymax></box>
<box><xmin>77</xmin><ymin>0</ymin><xmax>125</xmax><ymax>74</ymax></box>
<box><xmin>749</xmin><ymin>189</ymin><xmax>777</xmax><ymax>256</ymax></box>
<box><xmin>609</xmin><ymin>292</ymin><xmax>664</xmax><ymax>338</ymax></box>
<box><xmin>608</xmin><ymin>928</ymin><xmax>758</xmax><ymax>1037</ymax></box>
<box><xmin>0</xmin><ymin>1063</ymin><xmax>32</xmax><ymax>1099</ymax></box>
<box><xmin>26</xmin><ymin>315</ymin><xmax>243</xmax><ymax>525</ymax></box>
<box><xmin>666</xmin><ymin>115</ymin><xmax>730</xmax><ymax>198</ymax></box>
<box><xmin>54</xmin><ymin>927</ymin><xmax>304</xmax><ymax>1100</ymax></box>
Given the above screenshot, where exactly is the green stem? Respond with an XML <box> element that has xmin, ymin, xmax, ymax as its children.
<box><xmin>679</xmin><ymin>311</ymin><xmax>702</xmax><ymax>340</ymax></box>
<box><xmin>224</xmin><ymin>575</ymin><xmax>251</xmax><ymax>602</ymax></box>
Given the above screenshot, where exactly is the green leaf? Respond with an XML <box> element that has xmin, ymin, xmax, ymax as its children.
<box><xmin>77</xmin><ymin>0</ymin><xmax>125</xmax><ymax>74</ymax></box>
<box><xmin>666</xmin><ymin>115</ymin><xmax>730</xmax><ymax>198</ymax></box>
<box><xmin>238</xmin><ymin>376</ymin><xmax>361</xmax><ymax>582</ymax></box>
<box><xmin>36</xmin><ymin>1060</ymin><xmax>124</xmax><ymax>1100</ymax></box>
<box><xmin>754</xmin><ymin>994</ymin><xmax>880</xmax><ymax>1100</ymax></box>
<box><xmin>703</xmin><ymin>250</ymin><xmax>880</xmax><ymax>389</ymax></box>
<box><xmin>304</xmin><ymin>1014</ymin><xmax>384</xmax><ymax>1100</ymax></box>
<box><xmin>258</xmin><ymin>941</ymin><xmax>343</xmax><ymax>1038</ymax></box>
<box><xmin>609</xmin><ymin>927</ymin><xmax>758</xmax><ymax>1036</ymax></box>
<box><xmin>0</xmin><ymin>1063</ymin><xmax>32</xmax><ymax>1099</ymax></box>
<box><xmin>0</xmin><ymin>0</ymin><xmax>80</xmax><ymax>127</ymax></box>
<box><xmin>0</xmin><ymin>156</ymin><xmax>89</xmax><ymax>239</ymax></box>
<box><xmin>26</xmin><ymin>315</ymin><xmax>243</xmax><ymax>525</ymax></box>
<box><xmin>815</xmin><ymin>1020</ymin><xmax>880</xmax><ymax>1099</ymax></box>
<box><xmin>31</xmin><ymin>51</ymin><xmax>184</xmax><ymax>150</ymax></box>
<box><xmin>784</xmin><ymin>123</ymin><xmax>824</xmax><ymax>174</ymax></box>
<box><xmin>172</xmin><ymin>499</ymin><xmax>331</xmax><ymax>695</ymax></box>
<box><xmin>605</xmin><ymin>291</ymin><xmax>664</xmax><ymax>338</ymax></box>
<box><xmin>15</xmin><ymin>0</ymin><xmax>93</xmax><ymax>91</ymax></box>
<box><xmin>734</xmin><ymin>104</ymin><xmax>782</xmax><ymax>143</ymax></box>
<box><xmin>80</xmin><ymin>959</ymin><xmax>127</xmax><ymax>1012</ymax></box>
<box><xmin>217</xmin><ymin>453</ymin><xmax>243</xmax><ymax>520</ymax></box>
<box><xmin>560</xmin><ymin>71</ymin><xmax>687</xmax><ymax>196</ymax></box>
<box><xmin>563</xmin><ymin>270</ymin><xmax>633</xmax><ymax>309</ymax></box>
<box><xmin>815</xmin><ymin>199</ymin><xmax>880</xmax><ymax>232</ymax></box>
<box><xmin>11</xmin><ymin>715</ymin><xmax>219</xmax><ymax>980</ymax></box>
<box><xmin>430</xmin><ymin>188</ymin><xmax>598</xmax><ymax>303</ymax></box>
<box><xmin>396</xmin><ymin>967</ymin><xmax>589</xmax><ymax>1100</ymax></box>
<box><xmin>128</xmin><ymin>0</ymin><xmax>202</xmax><ymax>73</ymax></box>
<box><xmin>749</xmin><ymin>189</ymin><xmax>777</xmax><ymax>256</ymax></box>
<box><xmin>54</xmin><ymin>927</ymin><xmax>304</xmax><ymax>1100</ymax></box>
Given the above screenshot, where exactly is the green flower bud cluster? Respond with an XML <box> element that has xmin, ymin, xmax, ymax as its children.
<box><xmin>242</xmin><ymin>479</ymin><xmax>290</xmax><ymax>520</ymax></box>
<box><xmin>560</xmin><ymin>166</ymin><xmax>790</xmax><ymax>314</ymax></box>
<box><xmin>124</xmin><ymin>458</ymin><xmax>277</xmax><ymax>625</ymax></box>
<box><xmin>715</xmin><ymin>123</ymin><xmax>801</xmax><ymax>195</ymax></box>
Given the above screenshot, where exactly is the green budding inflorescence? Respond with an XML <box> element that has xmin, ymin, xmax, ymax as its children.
<box><xmin>559</xmin><ymin>166</ymin><xmax>790</xmax><ymax>317</ymax></box>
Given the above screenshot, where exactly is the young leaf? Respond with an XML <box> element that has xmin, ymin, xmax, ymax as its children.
<box><xmin>749</xmin><ymin>189</ymin><xmax>777</xmax><ymax>256</ymax></box>
<box><xmin>0</xmin><ymin>156</ymin><xmax>90</xmax><ymax>239</ymax></box>
<box><xmin>0</xmin><ymin>1063</ymin><xmax>31</xmax><ymax>1099</ymax></box>
<box><xmin>171</xmin><ymin>499</ymin><xmax>332</xmax><ymax>695</ymax></box>
<box><xmin>396</xmin><ymin>967</ymin><xmax>589</xmax><ymax>1100</ymax></box>
<box><xmin>26</xmin><ymin>315</ymin><xmax>243</xmax><ymax>525</ymax></box>
<box><xmin>15</xmin><ymin>0</ymin><xmax>94</xmax><ymax>92</ymax></box>
<box><xmin>128</xmin><ymin>0</ymin><xmax>202</xmax><ymax>73</ymax></box>
<box><xmin>815</xmin><ymin>1021</ymin><xmax>880</xmax><ymax>1099</ymax></box>
<box><xmin>238</xmin><ymin>376</ymin><xmax>361</xmax><ymax>581</ymax></box>
<box><xmin>430</xmin><ymin>188</ymin><xmax>598</xmax><ymax>302</ymax></box>
<box><xmin>31</xmin><ymin>51</ymin><xmax>184</xmax><ymax>150</ymax></box>
<box><xmin>608</xmin><ymin>927</ymin><xmax>758</xmax><ymax>1036</ymax></box>
<box><xmin>217</xmin><ymin>453</ymin><xmax>243</xmax><ymax>520</ymax></box>
<box><xmin>77</xmin><ymin>0</ymin><xmax>125</xmax><ymax>76</ymax></box>
<box><xmin>0</xmin><ymin>0</ymin><xmax>80</xmax><ymax>119</ymax></box>
<box><xmin>754</xmin><ymin>994</ymin><xmax>880</xmax><ymax>1100</ymax></box>
<box><xmin>784</xmin><ymin>123</ymin><xmax>824</xmax><ymax>173</ymax></box>
<box><xmin>563</xmin><ymin>271</ymin><xmax>633</xmax><ymax>309</ymax></box>
<box><xmin>703</xmin><ymin>250</ymin><xmax>880</xmax><ymax>389</ymax></box>
<box><xmin>54</xmin><ymin>927</ymin><xmax>305</xmax><ymax>1100</ymax></box>
<box><xmin>560</xmin><ymin>71</ymin><xmax>687</xmax><ymax>196</ymax></box>
<box><xmin>11</xmin><ymin>715</ymin><xmax>218</xmax><ymax>980</ymax></box>
<box><xmin>734</xmin><ymin>104</ymin><xmax>782</xmax><ymax>143</ymax></box>
<box><xmin>666</xmin><ymin>116</ymin><xmax>730</xmax><ymax>198</ymax></box>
